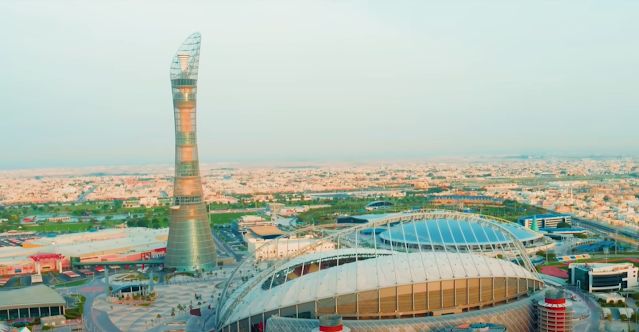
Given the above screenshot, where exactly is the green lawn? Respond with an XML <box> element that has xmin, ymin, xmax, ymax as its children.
<box><xmin>64</xmin><ymin>294</ymin><xmax>86</xmax><ymax>319</ymax></box>
<box><xmin>210</xmin><ymin>212</ymin><xmax>258</xmax><ymax>225</ymax></box>
<box><xmin>70</xmin><ymin>294</ymin><xmax>86</xmax><ymax>302</ymax></box>
<box><xmin>23</xmin><ymin>222</ymin><xmax>93</xmax><ymax>232</ymax></box>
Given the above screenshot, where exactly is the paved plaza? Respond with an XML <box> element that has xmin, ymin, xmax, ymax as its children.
<box><xmin>92</xmin><ymin>270</ymin><xmax>244</xmax><ymax>332</ymax></box>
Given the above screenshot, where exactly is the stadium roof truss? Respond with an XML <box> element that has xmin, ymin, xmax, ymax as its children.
<box><xmin>215</xmin><ymin>210</ymin><xmax>543</xmax><ymax>329</ymax></box>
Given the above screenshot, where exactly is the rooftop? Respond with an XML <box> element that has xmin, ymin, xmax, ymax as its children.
<box><xmin>0</xmin><ymin>228</ymin><xmax>168</xmax><ymax>264</ymax></box>
<box><xmin>219</xmin><ymin>249</ymin><xmax>536</xmax><ymax>327</ymax></box>
<box><xmin>0</xmin><ymin>284</ymin><xmax>66</xmax><ymax>309</ymax></box>
<box><xmin>570</xmin><ymin>262</ymin><xmax>635</xmax><ymax>272</ymax></box>
<box><xmin>249</xmin><ymin>226</ymin><xmax>284</xmax><ymax>238</ymax></box>
<box><xmin>379</xmin><ymin>218</ymin><xmax>542</xmax><ymax>245</ymax></box>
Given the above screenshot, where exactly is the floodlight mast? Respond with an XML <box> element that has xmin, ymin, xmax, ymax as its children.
<box><xmin>164</xmin><ymin>32</ymin><xmax>217</xmax><ymax>272</ymax></box>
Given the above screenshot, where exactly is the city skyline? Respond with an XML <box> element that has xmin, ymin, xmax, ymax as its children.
<box><xmin>1</xmin><ymin>2</ymin><xmax>638</xmax><ymax>331</ymax></box>
<box><xmin>1</xmin><ymin>1</ymin><xmax>639</xmax><ymax>170</ymax></box>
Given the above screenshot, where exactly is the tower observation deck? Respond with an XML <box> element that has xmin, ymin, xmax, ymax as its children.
<box><xmin>164</xmin><ymin>32</ymin><xmax>217</xmax><ymax>272</ymax></box>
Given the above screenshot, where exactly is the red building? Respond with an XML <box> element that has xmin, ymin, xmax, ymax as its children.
<box><xmin>29</xmin><ymin>253</ymin><xmax>64</xmax><ymax>274</ymax></box>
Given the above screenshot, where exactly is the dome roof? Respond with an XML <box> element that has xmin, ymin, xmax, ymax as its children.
<box><xmin>216</xmin><ymin>210</ymin><xmax>544</xmax><ymax>330</ymax></box>
<box><xmin>379</xmin><ymin>218</ymin><xmax>542</xmax><ymax>246</ymax></box>
<box><xmin>219</xmin><ymin>249</ymin><xmax>536</xmax><ymax>327</ymax></box>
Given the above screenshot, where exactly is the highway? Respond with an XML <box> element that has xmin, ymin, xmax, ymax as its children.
<box><xmin>574</xmin><ymin>217</ymin><xmax>639</xmax><ymax>244</ymax></box>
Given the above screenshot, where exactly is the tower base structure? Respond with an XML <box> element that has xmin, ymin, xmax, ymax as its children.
<box><xmin>537</xmin><ymin>288</ymin><xmax>573</xmax><ymax>332</ymax></box>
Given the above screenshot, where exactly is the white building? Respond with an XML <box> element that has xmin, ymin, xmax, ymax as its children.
<box><xmin>569</xmin><ymin>262</ymin><xmax>639</xmax><ymax>293</ymax></box>
<box><xmin>232</xmin><ymin>215</ymin><xmax>273</xmax><ymax>235</ymax></box>
<box><xmin>244</xmin><ymin>226</ymin><xmax>335</xmax><ymax>260</ymax></box>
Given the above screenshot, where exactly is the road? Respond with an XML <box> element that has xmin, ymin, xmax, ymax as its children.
<box><xmin>567</xmin><ymin>285</ymin><xmax>601</xmax><ymax>332</ymax></box>
<box><xmin>55</xmin><ymin>275</ymin><xmax>123</xmax><ymax>332</ymax></box>
<box><xmin>209</xmin><ymin>208</ymin><xmax>264</xmax><ymax>214</ymax></box>
<box><xmin>211</xmin><ymin>230</ymin><xmax>243</xmax><ymax>262</ymax></box>
<box><xmin>77</xmin><ymin>185</ymin><xmax>99</xmax><ymax>203</ymax></box>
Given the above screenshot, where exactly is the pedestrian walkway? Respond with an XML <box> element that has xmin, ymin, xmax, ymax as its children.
<box><xmin>93</xmin><ymin>277</ymin><xmax>235</xmax><ymax>332</ymax></box>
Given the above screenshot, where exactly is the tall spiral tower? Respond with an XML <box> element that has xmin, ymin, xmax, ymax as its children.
<box><xmin>164</xmin><ymin>32</ymin><xmax>217</xmax><ymax>272</ymax></box>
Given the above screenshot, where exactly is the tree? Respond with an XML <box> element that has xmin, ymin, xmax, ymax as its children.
<box><xmin>606</xmin><ymin>313</ymin><xmax>613</xmax><ymax>320</ymax></box>
<box><xmin>557</xmin><ymin>222</ymin><xmax>571</xmax><ymax>229</ymax></box>
<box><xmin>621</xmin><ymin>314</ymin><xmax>628</xmax><ymax>321</ymax></box>
<box><xmin>157</xmin><ymin>314</ymin><xmax>161</xmax><ymax>319</ymax></box>
<box><xmin>137</xmin><ymin>219</ymin><xmax>149</xmax><ymax>228</ymax></box>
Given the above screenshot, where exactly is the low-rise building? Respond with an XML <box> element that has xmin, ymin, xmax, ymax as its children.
<box><xmin>569</xmin><ymin>262</ymin><xmax>639</xmax><ymax>293</ymax></box>
<box><xmin>0</xmin><ymin>284</ymin><xmax>66</xmax><ymax>321</ymax></box>
<box><xmin>518</xmin><ymin>214</ymin><xmax>571</xmax><ymax>229</ymax></box>
<box><xmin>231</xmin><ymin>215</ymin><xmax>273</xmax><ymax>236</ymax></box>
<box><xmin>245</xmin><ymin>226</ymin><xmax>335</xmax><ymax>260</ymax></box>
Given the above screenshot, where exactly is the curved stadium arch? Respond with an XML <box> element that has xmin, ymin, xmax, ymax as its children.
<box><xmin>214</xmin><ymin>210</ymin><xmax>545</xmax><ymax>332</ymax></box>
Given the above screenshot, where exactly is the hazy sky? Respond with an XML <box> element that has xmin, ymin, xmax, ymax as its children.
<box><xmin>1</xmin><ymin>1</ymin><xmax>638</xmax><ymax>169</ymax></box>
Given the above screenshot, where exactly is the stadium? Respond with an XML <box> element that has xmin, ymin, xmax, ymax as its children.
<box><xmin>376</xmin><ymin>216</ymin><xmax>549</xmax><ymax>255</ymax></box>
<box><xmin>212</xmin><ymin>210</ymin><xmax>548</xmax><ymax>332</ymax></box>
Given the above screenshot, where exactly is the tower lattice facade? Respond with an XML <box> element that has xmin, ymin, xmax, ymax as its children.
<box><xmin>164</xmin><ymin>32</ymin><xmax>217</xmax><ymax>272</ymax></box>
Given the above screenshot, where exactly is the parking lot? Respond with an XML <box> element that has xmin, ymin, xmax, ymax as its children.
<box><xmin>0</xmin><ymin>266</ymin><xmax>108</xmax><ymax>290</ymax></box>
<box><xmin>0</xmin><ymin>235</ymin><xmax>33</xmax><ymax>247</ymax></box>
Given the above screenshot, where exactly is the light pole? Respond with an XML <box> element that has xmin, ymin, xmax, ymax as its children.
<box><xmin>615</xmin><ymin>230</ymin><xmax>619</xmax><ymax>257</ymax></box>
